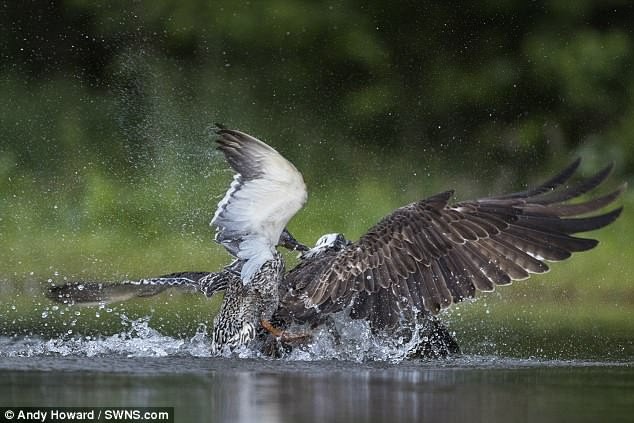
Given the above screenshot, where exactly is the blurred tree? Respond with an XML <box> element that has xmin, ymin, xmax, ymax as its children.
<box><xmin>1</xmin><ymin>0</ymin><xmax>633</xmax><ymax>181</ymax></box>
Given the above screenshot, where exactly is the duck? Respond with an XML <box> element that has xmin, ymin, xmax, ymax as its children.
<box><xmin>48</xmin><ymin>126</ymin><xmax>625</xmax><ymax>358</ymax></box>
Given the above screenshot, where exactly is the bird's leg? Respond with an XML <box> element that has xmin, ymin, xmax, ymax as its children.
<box><xmin>260</xmin><ymin>319</ymin><xmax>312</xmax><ymax>344</ymax></box>
<box><xmin>260</xmin><ymin>319</ymin><xmax>284</xmax><ymax>337</ymax></box>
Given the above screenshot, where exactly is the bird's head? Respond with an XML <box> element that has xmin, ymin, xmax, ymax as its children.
<box><xmin>300</xmin><ymin>233</ymin><xmax>350</xmax><ymax>259</ymax></box>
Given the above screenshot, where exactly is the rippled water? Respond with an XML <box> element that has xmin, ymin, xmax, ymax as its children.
<box><xmin>1</xmin><ymin>320</ymin><xmax>632</xmax><ymax>423</ymax></box>
<box><xmin>2</xmin><ymin>354</ymin><xmax>632</xmax><ymax>423</ymax></box>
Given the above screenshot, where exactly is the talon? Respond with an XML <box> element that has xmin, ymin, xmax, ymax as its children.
<box><xmin>260</xmin><ymin>319</ymin><xmax>312</xmax><ymax>344</ymax></box>
<box><xmin>261</xmin><ymin>319</ymin><xmax>285</xmax><ymax>338</ymax></box>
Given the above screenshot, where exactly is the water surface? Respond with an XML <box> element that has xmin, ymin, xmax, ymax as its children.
<box><xmin>2</xmin><ymin>350</ymin><xmax>632</xmax><ymax>423</ymax></box>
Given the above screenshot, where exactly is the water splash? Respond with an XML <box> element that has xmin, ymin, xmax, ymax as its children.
<box><xmin>0</xmin><ymin>316</ymin><xmax>211</xmax><ymax>358</ymax></box>
<box><xmin>1</xmin><ymin>310</ymin><xmax>628</xmax><ymax>363</ymax></box>
<box><xmin>287</xmin><ymin>317</ymin><xmax>414</xmax><ymax>363</ymax></box>
<box><xmin>0</xmin><ymin>311</ymin><xmax>433</xmax><ymax>362</ymax></box>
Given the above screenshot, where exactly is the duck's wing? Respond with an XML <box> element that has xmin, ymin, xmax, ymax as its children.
<box><xmin>212</xmin><ymin>127</ymin><xmax>307</xmax><ymax>283</ymax></box>
<box><xmin>286</xmin><ymin>160</ymin><xmax>625</xmax><ymax>329</ymax></box>
<box><xmin>46</xmin><ymin>271</ymin><xmax>231</xmax><ymax>306</ymax></box>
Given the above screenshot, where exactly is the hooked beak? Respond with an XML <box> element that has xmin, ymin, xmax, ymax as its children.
<box><xmin>279</xmin><ymin>228</ymin><xmax>309</xmax><ymax>252</ymax></box>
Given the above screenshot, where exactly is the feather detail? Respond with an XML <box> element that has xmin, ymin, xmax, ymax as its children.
<box><xmin>281</xmin><ymin>159</ymin><xmax>623</xmax><ymax>328</ymax></box>
<box><xmin>211</xmin><ymin>128</ymin><xmax>307</xmax><ymax>283</ymax></box>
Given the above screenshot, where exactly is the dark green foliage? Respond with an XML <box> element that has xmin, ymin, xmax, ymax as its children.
<box><xmin>1</xmin><ymin>0</ymin><xmax>634</xmax><ymax>179</ymax></box>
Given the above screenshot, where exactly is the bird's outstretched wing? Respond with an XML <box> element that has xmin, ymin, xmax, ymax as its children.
<box><xmin>46</xmin><ymin>271</ymin><xmax>231</xmax><ymax>306</ymax></box>
<box><xmin>212</xmin><ymin>127</ymin><xmax>307</xmax><ymax>283</ymax></box>
<box><xmin>282</xmin><ymin>159</ymin><xmax>625</xmax><ymax>329</ymax></box>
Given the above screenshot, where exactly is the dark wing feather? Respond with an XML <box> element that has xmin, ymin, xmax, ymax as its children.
<box><xmin>47</xmin><ymin>271</ymin><xmax>230</xmax><ymax>306</ymax></box>
<box><xmin>282</xmin><ymin>161</ymin><xmax>624</xmax><ymax>329</ymax></box>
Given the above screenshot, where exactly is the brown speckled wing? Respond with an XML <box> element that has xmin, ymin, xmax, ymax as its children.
<box><xmin>282</xmin><ymin>160</ymin><xmax>624</xmax><ymax>329</ymax></box>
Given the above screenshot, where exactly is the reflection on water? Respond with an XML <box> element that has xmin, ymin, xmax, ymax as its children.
<box><xmin>1</xmin><ymin>356</ymin><xmax>632</xmax><ymax>423</ymax></box>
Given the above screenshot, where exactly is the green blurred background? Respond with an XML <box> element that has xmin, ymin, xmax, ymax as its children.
<box><xmin>1</xmin><ymin>0</ymin><xmax>632</xmax><ymax>358</ymax></box>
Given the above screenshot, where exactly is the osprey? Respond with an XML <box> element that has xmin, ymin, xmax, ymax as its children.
<box><xmin>49</xmin><ymin>127</ymin><xmax>625</xmax><ymax>357</ymax></box>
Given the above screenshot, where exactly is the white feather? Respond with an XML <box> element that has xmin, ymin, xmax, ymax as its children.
<box><xmin>211</xmin><ymin>130</ymin><xmax>307</xmax><ymax>283</ymax></box>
